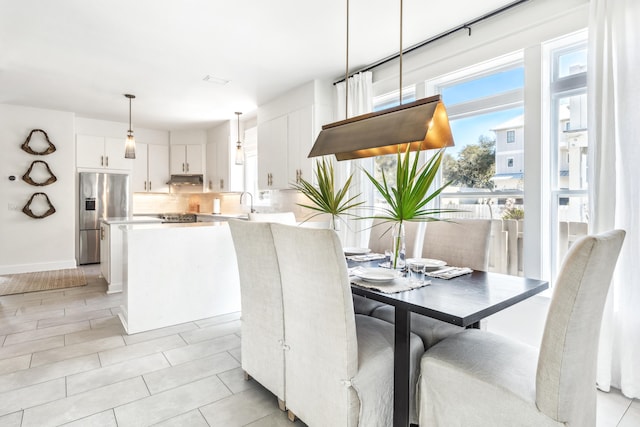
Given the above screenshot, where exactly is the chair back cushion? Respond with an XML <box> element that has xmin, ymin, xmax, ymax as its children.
<box><xmin>536</xmin><ymin>229</ymin><xmax>625</xmax><ymax>425</ymax></box>
<box><xmin>228</xmin><ymin>219</ymin><xmax>285</xmax><ymax>400</ymax></box>
<box><xmin>368</xmin><ymin>218</ymin><xmax>420</xmax><ymax>258</ymax></box>
<box><xmin>271</xmin><ymin>223</ymin><xmax>359</xmax><ymax>426</ymax></box>
<box><xmin>248</xmin><ymin>211</ymin><xmax>297</xmax><ymax>224</ymax></box>
<box><xmin>422</xmin><ymin>219</ymin><xmax>492</xmax><ymax>271</ymax></box>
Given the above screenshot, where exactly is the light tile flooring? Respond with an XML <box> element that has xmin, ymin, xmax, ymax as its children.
<box><xmin>0</xmin><ymin>265</ymin><xmax>636</xmax><ymax>426</ymax></box>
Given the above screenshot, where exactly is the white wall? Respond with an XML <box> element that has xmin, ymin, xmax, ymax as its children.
<box><xmin>0</xmin><ymin>104</ymin><xmax>76</xmax><ymax>274</ymax></box>
<box><xmin>76</xmin><ymin>117</ymin><xmax>169</xmax><ymax>145</ymax></box>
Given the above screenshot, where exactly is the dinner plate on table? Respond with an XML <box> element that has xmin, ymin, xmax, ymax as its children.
<box><xmin>406</xmin><ymin>258</ymin><xmax>447</xmax><ymax>270</ymax></box>
<box><xmin>352</xmin><ymin>267</ymin><xmax>398</xmax><ymax>283</ymax></box>
<box><xmin>344</xmin><ymin>247</ymin><xmax>371</xmax><ymax>256</ymax></box>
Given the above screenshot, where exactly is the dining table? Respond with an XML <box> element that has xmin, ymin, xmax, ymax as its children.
<box><xmin>347</xmin><ymin>259</ymin><xmax>549</xmax><ymax>427</ymax></box>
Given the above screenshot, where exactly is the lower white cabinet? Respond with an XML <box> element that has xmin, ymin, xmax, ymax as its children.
<box><xmin>100</xmin><ymin>217</ymin><xmax>163</xmax><ymax>294</ymax></box>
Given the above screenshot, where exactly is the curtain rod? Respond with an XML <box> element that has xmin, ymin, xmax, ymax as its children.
<box><xmin>333</xmin><ymin>0</ymin><xmax>531</xmax><ymax>85</ymax></box>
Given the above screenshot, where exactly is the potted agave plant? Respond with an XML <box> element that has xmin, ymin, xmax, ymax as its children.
<box><xmin>291</xmin><ymin>157</ymin><xmax>363</xmax><ymax>231</ymax></box>
<box><xmin>364</xmin><ymin>145</ymin><xmax>456</xmax><ymax>269</ymax></box>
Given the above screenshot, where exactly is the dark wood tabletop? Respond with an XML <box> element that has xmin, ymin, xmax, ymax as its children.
<box><xmin>348</xmin><ymin>260</ymin><xmax>549</xmax><ymax>427</ymax></box>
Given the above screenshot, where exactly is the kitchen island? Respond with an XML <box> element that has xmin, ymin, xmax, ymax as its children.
<box><xmin>119</xmin><ymin>221</ymin><xmax>240</xmax><ymax>334</ymax></box>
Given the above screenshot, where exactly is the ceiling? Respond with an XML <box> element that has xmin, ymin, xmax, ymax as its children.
<box><xmin>0</xmin><ymin>0</ymin><xmax>518</xmax><ymax>131</ymax></box>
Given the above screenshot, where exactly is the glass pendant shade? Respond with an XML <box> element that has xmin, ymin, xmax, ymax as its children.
<box><xmin>124</xmin><ymin>94</ymin><xmax>136</xmax><ymax>159</ymax></box>
<box><xmin>235</xmin><ymin>143</ymin><xmax>244</xmax><ymax>165</ymax></box>
<box><xmin>234</xmin><ymin>112</ymin><xmax>244</xmax><ymax>165</ymax></box>
<box><xmin>125</xmin><ymin>131</ymin><xmax>136</xmax><ymax>159</ymax></box>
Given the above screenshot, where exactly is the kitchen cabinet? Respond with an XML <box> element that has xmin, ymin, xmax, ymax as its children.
<box><xmin>258</xmin><ymin>115</ymin><xmax>288</xmax><ymax>189</ymax></box>
<box><xmin>133</xmin><ymin>143</ymin><xmax>169</xmax><ymax>193</ymax></box>
<box><xmin>170</xmin><ymin>144</ymin><xmax>204</xmax><ymax>174</ymax></box>
<box><xmin>77</xmin><ymin>134</ymin><xmax>133</xmax><ymax>170</ymax></box>
<box><xmin>100</xmin><ymin>216</ymin><xmax>163</xmax><ymax>294</ymax></box>
<box><xmin>205</xmin><ymin>121</ymin><xmax>243</xmax><ymax>192</ymax></box>
<box><xmin>258</xmin><ymin>105</ymin><xmax>329</xmax><ymax>189</ymax></box>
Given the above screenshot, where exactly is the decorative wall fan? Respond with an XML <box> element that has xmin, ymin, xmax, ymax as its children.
<box><xmin>21</xmin><ymin>129</ymin><xmax>57</xmax><ymax>155</ymax></box>
<box><xmin>22</xmin><ymin>192</ymin><xmax>56</xmax><ymax>219</ymax></box>
<box><xmin>22</xmin><ymin>160</ymin><xmax>57</xmax><ymax>186</ymax></box>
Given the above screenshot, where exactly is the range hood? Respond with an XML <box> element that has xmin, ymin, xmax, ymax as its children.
<box><xmin>308</xmin><ymin>95</ymin><xmax>454</xmax><ymax>161</ymax></box>
<box><xmin>166</xmin><ymin>174</ymin><xmax>204</xmax><ymax>186</ymax></box>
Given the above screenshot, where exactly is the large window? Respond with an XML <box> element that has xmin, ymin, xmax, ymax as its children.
<box><xmin>545</xmin><ymin>32</ymin><xmax>588</xmax><ymax>281</ymax></box>
<box><xmin>427</xmin><ymin>53</ymin><xmax>525</xmax><ymax>275</ymax></box>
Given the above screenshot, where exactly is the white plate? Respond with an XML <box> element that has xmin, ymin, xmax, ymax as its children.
<box><xmin>344</xmin><ymin>247</ymin><xmax>371</xmax><ymax>256</ymax></box>
<box><xmin>353</xmin><ymin>268</ymin><xmax>398</xmax><ymax>283</ymax></box>
<box><xmin>406</xmin><ymin>258</ymin><xmax>447</xmax><ymax>268</ymax></box>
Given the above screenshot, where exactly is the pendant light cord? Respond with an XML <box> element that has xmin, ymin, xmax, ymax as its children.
<box><xmin>399</xmin><ymin>0</ymin><xmax>403</xmax><ymax>105</ymax></box>
<box><xmin>345</xmin><ymin>0</ymin><xmax>349</xmax><ymax>119</ymax></box>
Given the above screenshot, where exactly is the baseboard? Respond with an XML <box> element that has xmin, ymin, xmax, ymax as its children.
<box><xmin>0</xmin><ymin>260</ymin><xmax>78</xmax><ymax>275</ymax></box>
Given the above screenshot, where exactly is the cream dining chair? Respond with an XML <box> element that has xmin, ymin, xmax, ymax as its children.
<box><xmin>228</xmin><ymin>219</ymin><xmax>286</xmax><ymax>411</ymax></box>
<box><xmin>270</xmin><ymin>223</ymin><xmax>425</xmax><ymax>426</ymax></box>
<box><xmin>371</xmin><ymin>219</ymin><xmax>492</xmax><ymax>349</ymax></box>
<box><xmin>418</xmin><ymin>229</ymin><xmax>625</xmax><ymax>426</ymax></box>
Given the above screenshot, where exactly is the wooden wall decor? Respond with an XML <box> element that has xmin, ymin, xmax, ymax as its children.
<box><xmin>22</xmin><ymin>192</ymin><xmax>56</xmax><ymax>219</ymax></box>
<box><xmin>21</xmin><ymin>129</ymin><xmax>57</xmax><ymax>155</ymax></box>
<box><xmin>22</xmin><ymin>160</ymin><xmax>57</xmax><ymax>186</ymax></box>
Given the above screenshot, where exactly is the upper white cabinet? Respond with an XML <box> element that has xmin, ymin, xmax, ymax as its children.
<box><xmin>77</xmin><ymin>135</ymin><xmax>133</xmax><ymax>170</ymax></box>
<box><xmin>257</xmin><ymin>80</ymin><xmax>332</xmax><ymax>190</ymax></box>
<box><xmin>206</xmin><ymin>121</ymin><xmax>242</xmax><ymax>192</ymax></box>
<box><xmin>258</xmin><ymin>115</ymin><xmax>288</xmax><ymax>189</ymax></box>
<box><xmin>132</xmin><ymin>143</ymin><xmax>169</xmax><ymax>193</ymax></box>
<box><xmin>170</xmin><ymin>144</ymin><xmax>204</xmax><ymax>174</ymax></box>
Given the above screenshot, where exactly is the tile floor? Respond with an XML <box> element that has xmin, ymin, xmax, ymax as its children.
<box><xmin>0</xmin><ymin>265</ymin><xmax>636</xmax><ymax>426</ymax></box>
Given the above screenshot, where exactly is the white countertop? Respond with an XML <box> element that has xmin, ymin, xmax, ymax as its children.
<box><xmin>102</xmin><ymin>216</ymin><xmax>163</xmax><ymax>225</ymax></box>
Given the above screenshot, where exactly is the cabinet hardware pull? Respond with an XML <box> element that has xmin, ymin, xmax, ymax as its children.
<box><xmin>186</xmin><ymin>163</ymin><xmax>190</xmax><ymax>172</ymax></box>
<box><xmin>100</xmin><ymin>226</ymin><xmax>105</xmax><ymax>240</ymax></box>
<box><xmin>182</xmin><ymin>163</ymin><xmax>185</xmax><ymax>172</ymax></box>
<box><xmin>149</xmin><ymin>181</ymin><xmax>152</xmax><ymax>191</ymax></box>
<box><xmin>144</xmin><ymin>181</ymin><xmax>147</xmax><ymax>191</ymax></box>
<box><xmin>101</xmin><ymin>155</ymin><xmax>104</xmax><ymax>166</ymax></box>
<box><xmin>220</xmin><ymin>179</ymin><xmax>224</xmax><ymax>189</ymax></box>
<box><xmin>105</xmin><ymin>156</ymin><xmax>109</xmax><ymax>167</ymax></box>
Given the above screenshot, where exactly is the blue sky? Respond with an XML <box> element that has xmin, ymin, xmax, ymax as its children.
<box><xmin>441</xmin><ymin>68</ymin><xmax>524</xmax><ymax>157</ymax></box>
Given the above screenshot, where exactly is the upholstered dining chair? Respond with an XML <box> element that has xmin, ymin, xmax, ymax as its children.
<box><xmin>418</xmin><ymin>229</ymin><xmax>625</xmax><ymax>427</ymax></box>
<box><xmin>371</xmin><ymin>219</ymin><xmax>492</xmax><ymax>349</ymax></box>
<box><xmin>367</xmin><ymin>218</ymin><xmax>420</xmax><ymax>258</ymax></box>
<box><xmin>421</xmin><ymin>219</ymin><xmax>492</xmax><ymax>271</ymax></box>
<box><xmin>354</xmin><ymin>219</ymin><xmax>421</xmax><ymax>315</ymax></box>
<box><xmin>228</xmin><ymin>219</ymin><xmax>286</xmax><ymax>411</ymax></box>
<box><xmin>270</xmin><ymin>223</ymin><xmax>425</xmax><ymax>426</ymax></box>
<box><xmin>248</xmin><ymin>211</ymin><xmax>297</xmax><ymax>224</ymax></box>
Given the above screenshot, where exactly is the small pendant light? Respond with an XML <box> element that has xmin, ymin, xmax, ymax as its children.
<box><xmin>124</xmin><ymin>94</ymin><xmax>136</xmax><ymax>159</ymax></box>
<box><xmin>234</xmin><ymin>112</ymin><xmax>244</xmax><ymax>165</ymax></box>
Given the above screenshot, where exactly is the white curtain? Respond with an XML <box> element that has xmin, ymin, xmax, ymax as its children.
<box><xmin>335</xmin><ymin>72</ymin><xmax>375</xmax><ymax>248</ymax></box>
<box><xmin>589</xmin><ymin>0</ymin><xmax>640</xmax><ymax>398</ymax></box>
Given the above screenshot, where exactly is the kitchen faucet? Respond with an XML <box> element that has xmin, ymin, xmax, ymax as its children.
<box><xmin>240</xmin><ymin>192</ymin><xmax>255</xmax><ymax>213</ymax></box>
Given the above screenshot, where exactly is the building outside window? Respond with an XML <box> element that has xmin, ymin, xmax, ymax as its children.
<box><xmin>506</xmin><ymin>130</ymin><xmax>516</xmax><ymax>143</ymax></box>
<box><xmin>507</xmin><ymin>157</ymin><xmax>514</xmax><ymax>168</ymax></box>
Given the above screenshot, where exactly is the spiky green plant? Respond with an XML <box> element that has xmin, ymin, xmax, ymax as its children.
<box><xmin>291</xmin><ymin>157</ymin><xmax>364</xmax><ymax>230</ymax></box>
<box><xmin>363</xmin><ymin>146</ymin><xmax>458</xmax><ymax>267</ymax></box>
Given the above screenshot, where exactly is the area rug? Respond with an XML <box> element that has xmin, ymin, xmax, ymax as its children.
<box><xmin>0</xmin><ymin>268</ymin><xmax>87</xmax><ymax>296</ymax></box>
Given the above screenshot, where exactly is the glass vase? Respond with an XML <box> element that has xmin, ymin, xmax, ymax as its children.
<box><xmin>391</xmin><ymin>222</ymin><xmax>406</xmax><ymax>270</ymax></box>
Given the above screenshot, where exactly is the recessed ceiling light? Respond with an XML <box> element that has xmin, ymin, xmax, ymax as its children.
<box><xmin>202</xmin><ymin>75</ymin><xmax>230</xmax><ymax>85</ymax></box>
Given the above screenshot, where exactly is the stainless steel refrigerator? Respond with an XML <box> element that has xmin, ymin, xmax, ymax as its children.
<box><xmin>79</xmin><ymin>172</ymin><xmax>129</xmax><ymax>265</ymax></box>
